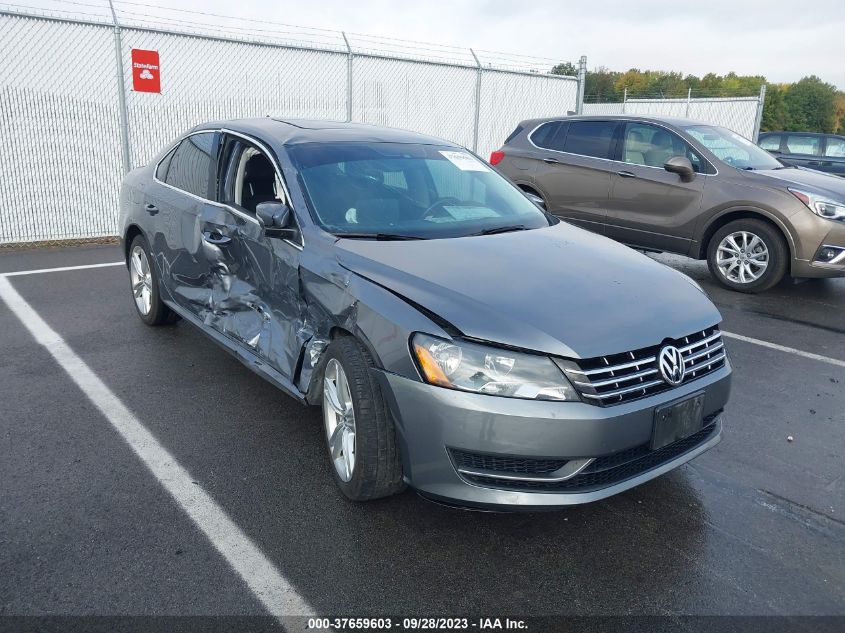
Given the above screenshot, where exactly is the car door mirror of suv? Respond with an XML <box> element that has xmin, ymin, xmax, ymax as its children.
<box><xmin>663</xmin><ymin>156</ymin><xmax>696</xmax><ymax>182</ymax></box>
<box><xmin>256</xmin><ymin>201</ymin><xmax>297</xmax><ymax>238</ymax></box>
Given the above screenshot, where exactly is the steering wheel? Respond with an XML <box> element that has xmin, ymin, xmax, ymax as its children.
<box><xmin>422</xmin><ymin>197</ymin><xmax>462</xmax><ymax>219</ymax></box>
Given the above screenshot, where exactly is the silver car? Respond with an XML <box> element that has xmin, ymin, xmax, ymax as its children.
<box><xmin>119</xmin><ymin>118</ymin><xmax>731</xmax><ymax>509</ymax></box>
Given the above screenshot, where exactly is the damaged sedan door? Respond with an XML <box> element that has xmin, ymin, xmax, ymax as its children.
<box><xmin>201</xmin><ymin>131</ymin><xmax>304</xmax><ymax>380</ymax></box>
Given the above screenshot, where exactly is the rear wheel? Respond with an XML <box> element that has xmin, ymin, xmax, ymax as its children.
<box><xmin>321</xmin><ymin>337</ymin><xmax>405</xmax><ymax>501</ymax></box>
<box><xmin>128</xmin><ymin>234</ymin><xmax>176</xmax><ymax>325</ymax></box>
<box><xmin>707</xmin><ymin>219</ymin><xmax>788</xmax><ymax>293</ymax></box>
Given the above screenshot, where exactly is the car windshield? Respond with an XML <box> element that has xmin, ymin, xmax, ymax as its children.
<box><xmin>683</xmin><ymin>125</ymin><xmax>783</xmax><ymax>171</ymax></box>
<box><xmin>287</xmin><ymin>142</ymin><xmax>550</xmax><ymax>239</ymax></box>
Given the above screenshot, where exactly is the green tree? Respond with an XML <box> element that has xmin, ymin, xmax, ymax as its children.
<box><xmin>550</xmin><ymin>61</ymin><xmax>577</xmax><ymax>77</ymax></box>
<box><xmin>783</xmin><ymin>76</ymin><xmax>838</xmax><ymax>132</ymax></box>
<box><xmin>761</xmin><ymin>84</ymin><xmax>789</xmax><ymax>131</ymax></box>
<box><xmin>834</xmin><ymin>92</ymin><xmax>845</xmax><ymax>133</ymax></box>
<box><xmin>583</xmin><ymin>66</ymin><xmax>621</xmax><ymax>102</ymax></box>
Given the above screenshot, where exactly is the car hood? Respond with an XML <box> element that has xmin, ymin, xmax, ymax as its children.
<box><xmin>749</xmin><ymin>166</ymin><xmax>845</xmax><ymax>200</ymax></box>
<box><xmin>334</xmin><ymin>222</ymin><xmax>721</xmax><ymax>359</ymax></box>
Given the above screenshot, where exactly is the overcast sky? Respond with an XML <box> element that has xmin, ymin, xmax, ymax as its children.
<box><xmin>23</xmin><ymin>0</ymin><xmax>845</xmax><ymax>88</ymax></box>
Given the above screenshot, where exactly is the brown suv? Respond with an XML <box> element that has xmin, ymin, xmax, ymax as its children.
<box><xmin>491</xmin><ymin>115</ymin><xmax>845</xmax><ymax>292</ymax></box>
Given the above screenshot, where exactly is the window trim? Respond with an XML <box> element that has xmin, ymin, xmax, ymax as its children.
<box><xmin>784</xmin><ymin>133</ymin><xmax>823</xmax><ymax>157</ymax></box>
<box><xmin>152</xmin><ymin>128</ymin><xmax>303</xmax><ymax>250</ymax></box>
<box><xmin>528</xmin><ymin>118</ymin><xmax>718</xmax><ymax>176</ymax></box>
<box><xmin>220</xmin><ymin>128</ymin><xmax>303</xmax><ymax>250</ymax></box>
<box><xmin>822</xmin><ymin>135</ymin><xmax>845</xmax><ymax>158</ymax></box>
<box><xmin>618</xmin><ymin>121</ymin><xmax>716</xmax><ymax>175</ymax></box>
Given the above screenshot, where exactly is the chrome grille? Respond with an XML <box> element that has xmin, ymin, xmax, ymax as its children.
<box><xmin>561</xmin><ymin>327</ymin><xmax>726</xmax><ymax>407</ymax></box>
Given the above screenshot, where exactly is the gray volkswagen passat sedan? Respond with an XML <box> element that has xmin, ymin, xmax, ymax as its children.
<box><xmin>119</xmin><ymin>118</ymin><xmax>731</xmax><ymax>509</ymax></box>
<box><xmin>492</xmin><ymin>116</ymin><xmax>845</xmax><ymax>293</ymax></box>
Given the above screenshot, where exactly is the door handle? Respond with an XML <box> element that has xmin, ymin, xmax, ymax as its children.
<box><xmin>617</xmin><ymin>170</ymin><xmax>637</xmax><ymax>178</ymax></box>
<box><xmin>202</xmin><ymin>230</ymin><xmax>232</xmax><ymax>246</ymax></box>
<box><xmin>543</xmin><ymin>157</ymin><xmax>561</xmax><ymax>164</ymax></box>
<box><xmin>144</xmin><ymin>203</ymin><xmax>159</xmax><ymax>215</ymax></box>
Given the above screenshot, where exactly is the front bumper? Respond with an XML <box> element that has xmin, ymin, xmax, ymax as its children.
<box><xmin>789</xmin><ymin>213</ymin><xmax>845</xmax><ymax>278</ymax></box>
<box><xmin>375</xmin><ymin>362</ymin><xmax>731</xmax><ymax>509</ymax></box>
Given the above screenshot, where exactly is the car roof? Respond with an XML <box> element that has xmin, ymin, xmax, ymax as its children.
<box><xmin>191</xmin><ymin>117</ymin><xmax>460</xmax><ymax>147</ymax></box>
<box><xmin>519</xmin><ymin>114</ymin><xmax>707</xmax><ymax>130</ymax></box>
<box><xmin>759</xmin><ymin>131</ymin><xmax>843</xmax><ymax>138</ymax></box>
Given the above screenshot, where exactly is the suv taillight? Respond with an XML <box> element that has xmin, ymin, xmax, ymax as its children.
<box><xmin>489</xmin><ymin>150</ymin><xmax>505</xmax><ymax>166</ymax></box>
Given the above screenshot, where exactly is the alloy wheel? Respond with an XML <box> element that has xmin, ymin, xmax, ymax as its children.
<box><xmin>323</xmin><ymin>358</ymin><xmax>357</xmax><ymax>482</ymax></box>
<box><xmin>716</xmin><ymin>231</ymin><xmax>769</xmax><ymax>284</ymax></box>
<box><xmin>130</xmin><ymin>245</ymin><xmax>153</xmax><ymax>315</ymax></box>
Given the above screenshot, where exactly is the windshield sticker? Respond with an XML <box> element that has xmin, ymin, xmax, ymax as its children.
<box><xmin>439</xmin><ymin>150</ymin><xmax>490</xmax><ymax>172</ymax></box>
<box><xmin>442</xmin><ymin>206</ymin><xmax>500</xmax><ymax>221</ymax></box>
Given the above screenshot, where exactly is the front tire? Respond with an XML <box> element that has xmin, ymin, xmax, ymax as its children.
<box><xmin>321</xmin><ymin>337</ymin><xmax>405</xmax><ymax>501</ymax></box>
<box><xmin>707</xmin><ymin>219</ymin><xmax>788</xmax><ymax>293</ymax></box>
<box><xmin>128</xmin><ymin>234</ymin><xmax>176</xmax><ymax>326</ymax></box>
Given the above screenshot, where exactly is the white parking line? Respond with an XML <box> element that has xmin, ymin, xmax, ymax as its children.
<box><xmin>0</xmin><ymin>276</ymin><xmax>316</xmax><ymax>623</ymax></box>
<box><xmin>1</xmin><ymin>261</ymin><xmax>124</xmax><ymax>277</ymax></box>
<box><xmin>722</xmin><ymin>330</ymin><xmax>845</xmax><ymax>369</ymax></box>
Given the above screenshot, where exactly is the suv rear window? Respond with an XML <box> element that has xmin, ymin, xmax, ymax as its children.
<box><xmin>563</xmin><ymin>121</ymin><xmax>617</xmax><ymax>159</ymax></box>
<box><xmin>530</xmin><ymin>122</ymin><xmax>562</xmax><ymax>150</ymax></box>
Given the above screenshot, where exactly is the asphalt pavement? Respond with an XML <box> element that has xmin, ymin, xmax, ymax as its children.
<box><xmin>1</xmin><ymin>244</ymin><xmax>843</xmax><ymax>629</ymax></box>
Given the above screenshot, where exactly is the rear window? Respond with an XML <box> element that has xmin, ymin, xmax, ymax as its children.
<box><xmin>165</xmin><ymin>132</ymin><xmax>215</xmax><ymax>198</ymax></box>
<box><xmin>758</xmin><ymin>135</ymin><xmax>781</xmax><ymax>151</ymax></box>
<box><xmin>529</xmin><ymin>122</ymin><xmax>561</xmax><ymax>150</ymax></box>
<box><xmin>563</xmin><ymin>121</ymin><xmax>617</xmax><ymax>159</ymax></box>
<box><xmin>785</xmin><ymin>135</ymin><xmax>820</xmax><ymax>156</ymax></box>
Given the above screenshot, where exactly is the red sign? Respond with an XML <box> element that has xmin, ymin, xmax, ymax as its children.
<box><xmin>131</xmin><ymin>49</ymin><xmax>161</xmax><ymax>93</ymax></box>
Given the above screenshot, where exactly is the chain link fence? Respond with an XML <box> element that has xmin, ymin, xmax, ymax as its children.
<box><xmin>0</xmin><ymin>6</ymin><xmax>581</xmax><ymax>245</ymax></box>
<box><xmin>583</xmin><ymin>90</ymin><xmax>766</xmax><ymax>141</ymax></box>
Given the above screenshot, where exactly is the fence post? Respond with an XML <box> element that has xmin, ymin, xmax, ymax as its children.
<box><xmin>576</xmin><ymin>55</ymin><xmax>587</xmax><ymax>115</ymax></box>
<box><xmin>753</xmin><ymin>83</ymin><xmax>767</xmax><ymax>142</ymax></box>
<box><xmin>685</xmin><ymin>87</ymin><xmax>692</xmax><ymax>117</ymax></box>
<box><xmin>470</xmin><ymin>48</ymin><xmax>482</xmax><ymax>152</ymax></box>
<box><xmin>622</xmin><ymin>87</ymin><xmax>627</xmax><ymax>114</ymax></box>
<box><xmin>341</xmin><ymin>32</ymin><xmax>353</xmax><ymax>122</ymax></box>
<box><xmin>108</xmin><ymin>0</ymin><xmax>131</xmax><ymax>174</ymax></box>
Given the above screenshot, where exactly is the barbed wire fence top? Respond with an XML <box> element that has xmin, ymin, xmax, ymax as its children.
<box><xmin>0</xmin><ymin>0</ymin><xmax>583</xmax><ymax>244</ymax></box>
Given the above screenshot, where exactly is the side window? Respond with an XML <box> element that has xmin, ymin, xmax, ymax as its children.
<box><xmin>530</xmin><ymin>122</ymin><xmax>561</xmax><ymax>150</ymax></box>
<box><xmin>622</xmin><ymin>123</ymin><xmax>710</xmax><ymax>173</ymax></box>
<box><xmin>165</xmin><ymin>132</ymin><xmax>215</xmax><ymax>198</ymax></box>
<box><xmin>563</xmin><ymin>121</ymin><xmax>617</xmax><ymax>159</ymax></box>
<box><xmin>758</xmin><ymin>135</ymin><xmax>781</xmax><ymax>151</ymax></box>
<box><xmin>219</xmin><ymin>136</ymin><xmax>283</xmax><ymax>214</ymax></box>
<box><xmin>155</xmin><ymin>146</ymin><xmax>176</xmax><ymax>181</ymax></box>
<box><xmin>785</xmin><ymin>135</ymin><xmax>821</xmax><ymax>155</ymax></box>
<box><xmin>825</xmin><ymin>137</ymin><xmax>845</xmax><ymax>157</ymax></box>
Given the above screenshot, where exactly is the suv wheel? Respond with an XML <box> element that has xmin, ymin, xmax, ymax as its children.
<box><xmin>320</xmin><ymin>337</ymin><xmax>405</xmax><ymax>501</ymax></box>
<box><xmin>707</xmin><ymin>219</ymin><xmax>788</xmax><ymax>293</ymax></box>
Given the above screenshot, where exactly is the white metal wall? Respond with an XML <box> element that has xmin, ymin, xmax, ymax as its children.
<box><xmin>477</xmin><ymin>71</ymin><xmax>579</xmax><ymax>159</ymax></box>
<box><xmin>583</xmin><ymin>96</ymin><xmax>762</xmax><ymax>139</ymax></box>
<box><xmin>0</xmin><ymin>15</ymin><xmax>123</xmax><ymax>244</ymax></box>
<box><xmin>0</xmin><ymin>11</ymin><xmax>580</xmax><ymax>244</ymax></box>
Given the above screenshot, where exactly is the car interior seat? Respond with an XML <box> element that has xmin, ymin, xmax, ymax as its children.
<box><xmin>644</xmin><ymin>131</ymin><xmax>677</xmax><ymax>167</ymax></box>
<box><xmin>625</xmin><ymin>131</ymin><xmax>647</xmax><ymax>164</ymax></box>
<box><xmin>241</xmin><ymin>155</ymin><xmax>278</xmax><ymax>213</ymax></box>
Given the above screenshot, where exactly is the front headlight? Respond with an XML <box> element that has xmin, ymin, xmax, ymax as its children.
<box><xmin>411</xmin><ymin>333</ymin><xmax>579</xmax><ymax>401</ymax></box>
<box><xmin>789</xmin><ymin>188</ymin><xmax>845</xmax><ymax>221</ymax></box>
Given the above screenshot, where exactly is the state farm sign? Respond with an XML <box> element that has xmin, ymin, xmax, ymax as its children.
<box><xmin>131</xmin><ymin>49</ymin><xmax>160</xmax><ymax>93</ymax></box>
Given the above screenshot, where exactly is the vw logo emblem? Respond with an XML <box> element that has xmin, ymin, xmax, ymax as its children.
<box><xmin>658</xmin><ymin>345</ymin><xmax>686</xmax><ymax>386</ymax></box>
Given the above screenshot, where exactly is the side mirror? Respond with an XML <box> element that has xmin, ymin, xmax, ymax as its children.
<box><xmin>524</xmin><ymin>191</ymin><xmax>546</xmax><ymax>210</ymax></box>
<box><xmin>256</xmin><ymin>201</ymin><xmax>297</xmax><ymax>238</ymax></box>
<box><xmin>664</xmin><ymin>156</ymin><xmax>696</xmax><ymax>183</ymax></box>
